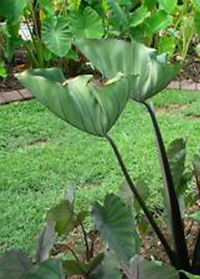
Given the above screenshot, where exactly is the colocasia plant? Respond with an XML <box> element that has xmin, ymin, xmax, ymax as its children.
<box><xmin>9</xmin><ymin>38</ymin><xmax>200</xmax><ymax>279</ymax></box>
<box><xmin>0</xmin><ymin>0</ymin><xmax>105</xmax><ymax>68</ymax></box>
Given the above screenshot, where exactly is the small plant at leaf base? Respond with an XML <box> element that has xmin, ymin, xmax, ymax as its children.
<box><xmin>0</xmin><ymin>186</ymin><xmax>105</xmax><ymax>279</ymax></box>
<box><xmin>45</xmin><ymin>186</ymin><xmax>106</xmax><ymax>279</ymax></box>
<box><xmin>16</xmin><ymin>38</ymin><xmax>200</xmax><ymax>279</ymax></box>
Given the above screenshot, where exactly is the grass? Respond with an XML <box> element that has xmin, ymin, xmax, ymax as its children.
<box><xmin>1</xmin><ymin>89</ymin><xmax>200</xmax><ymax>253</ymax></box>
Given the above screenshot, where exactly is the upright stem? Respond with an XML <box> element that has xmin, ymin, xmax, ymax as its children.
<box><xmin>31</xmin><ymin>0</ymin><xmax>41</xmax><ymax>39</ymax></box>
<box><xmin>105</xmin><ymin>134</ymin><xmax>178</xmax><ymax>268</ymax></box>
<box><xmin>143</xmin><ymin>102</ymin><xmax>190</xmax><ymax>271</ymax></box>
<box><xmin>192</xmin><ymin>227</ymin><xmax>200</xmax><ymax>274</ymax></box>
<box><xmin>30</xmin><ymin>1</ymin><xmax>44</xmax><ymax>68</ymax></box>
<box><xmin>80</xmin><ymin>222</ymin><xmax>90</xmax><ymax>262</ymax></box>
<box><xmin>66</xmin><ymin>244</ymin><xmax>88</xmax><ymax>278</ymax></box>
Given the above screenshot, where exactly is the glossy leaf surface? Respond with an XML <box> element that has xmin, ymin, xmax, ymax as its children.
<box><xmin>92</xmin><ymin>194</ymin><xmax>141</xmax><ymax>264</ymax></box>
<box><xmin>75</xmin><ymin>38</ymin><xmax>181</xmax><ymax>102</ymax></box>
<box><xmin>17</xmin><ymin>68</ymin><xmax>134</xmax><ymax>137</ymax></box>
<box><xmin>158</xmin><ymin>35</ymin><xmax>176</xmax><ymax>57</ymax></box>
<box><xmin>0</xmin><ymin>0</ymin><xmax>29</xmax><ymax>23</ymax></box>
<box><xmin>69</xmin><ymin>7</ymin><xmax>104</xmax><ymax>38</ymax></box>
<box><xmin>39</xmin><ymin>0</ymin><xmax>55</xmax><ymax>17</ymax></box>
<box><xmin>129</xmin><ymin>6</ymin><xmax>150</xmax><ymax>28</ymax></box>
<box><xmin>107</xmin><ymin>0</ymin><xmax>129</xmax><ymax>30</ymax></box>
<box><xmin>158</xmin><ymin>0</ymin><xmax>178</xmax><ymax>14</ymax></box>
<box><xmin>145</xmin><ymin>10</ymin><xmax>173</xmax><ymax>33</ymax></box>
<box><xmin>42</xmin><ymin>16</ymin><xmax>72</xmax><ymax>57</ymax></box>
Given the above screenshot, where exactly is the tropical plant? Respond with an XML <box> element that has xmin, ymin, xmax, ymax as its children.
<box><xmin>74</xmin><ymin>39</ymin><xmax>200</xmax><ymax>278</ymax></box>
<box><xmin>16</xmin><ymin>37</ymin><xmax>200</xmax><ymax>279</ymax></box>
<box><xmin>0</xmin><ymin>0</ymin><xmax>200</xmax><ymax>80</ymax></box>
<box><xmin>0</xmin><ymin>186</ymin><xmax>107</xmax><ymax>279</ymax></box>
<box><xmin>0</xmin><ymin>0</ymin><xmax>105</xmax><ymax>70</ymax></box>
<box><xmin>90</xmin><ymin>0</ymin><xmax>200</xmax><ymax>61</ymax></box>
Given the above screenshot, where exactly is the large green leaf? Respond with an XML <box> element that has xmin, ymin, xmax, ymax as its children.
<box><xmin>92</xmin><ymin>194</ymin><xmax>141</xmax><ymax>264</ymax></box>
<box><xmin>158</xmin><ymin>0</ymin><xmax>178</xmax><ymax>14</ymax></box>
<box><xmin>145</xmin><ymin>10</ymin><xmax>173</xmax><ymax>33</ymax></box>
<box><xmin>107</xmin><ymin>0</ymin><xmax>129</xmax><ymax>30</ymax></box>
<box><xmin>129</xmin><ymin>5</ymin><xmax>151</xmax><ymax>28</ymax></box>
<box><xmin>126</xmin><ymin>256</ymin><xmax>179</xmax><ymax>279</ymax></box>
<box><xmin>39</xmin><ymin>0</ymin><xmax>55</xmax><ymax>17</ymax></box>
<box><xmin>69</xmin><ymin>7</ymin><xmax>104</xmax><ymax>38</ymax></box>
<box><xmin>17</xmin><ymin>68</ymin><xmax>135</xmax><ymax>137</ymax></box>
<box><xmin>4</xmin><ymin>23</ymin><xmax>22</xmax><ymax>61</ymax></box>
<box><xmin>25</xmin><ymin>259</ymin><xmax>64</xmax><ymax>279</ymax></box>
<box><xmin>0</xmin><ymin>0</ymin><xmax>29</xmax><ymax>23</ymax></box>
<box><xmin>42</xmin><ymin>16</ymin><xmax>72</xmax><ymax>57</ymax></box>
<box><xmin>0</xmin><ymin>249</ymin><xmax>32</xmax><ymax>279</ymax></box>
<box><xmin>158</xmin><ymin>35</ymin><xmax>176</xmax><ymax>57</ymax></box>
<box><xmin>143</xmin><ymin>0</ymin><xmax>158</xmax><ymax>10</ymax></box>
<box><xmin>75</xmin><ymin>38</ymin><xmax>181</xmax><ymax>102</ymax></box>
<box><xmin>129</xmin><ymin>23</ymin><xmax>153</xmax><ymax>44</ymax></box>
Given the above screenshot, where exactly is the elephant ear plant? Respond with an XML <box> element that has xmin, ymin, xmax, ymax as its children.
<box><xmin>17</xmin><ymin>38</ymin><xmax>199</xmax><ymax>278</ymax></box>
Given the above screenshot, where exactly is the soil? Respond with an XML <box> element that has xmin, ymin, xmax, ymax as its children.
<box><xmin>180</xmin><ymin>59</ymin><xmax>200</xmax><ymax>83</ymax></box>
<box><xmin>179</xmin><ymin>44</ymin><xmax>200</xmax><ymax>83</ymax></box>
<box><xmin>0</xmin><ymin>66</ymin><xmax>23</xmax><ymax>92</ymax></box>
<box><xmin>0</xmin><ymin>49</ymin><xmax>28</xmax><ymax>92</ymax></box>
<box><xmin>156</xmin><ymin>104</ymin><xmax>188</xmax><ymax>115</ymax></box>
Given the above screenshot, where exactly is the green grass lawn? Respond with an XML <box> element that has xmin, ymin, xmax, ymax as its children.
<box><xmin>1</xmin><ymin>89</ymin><xmax>200</xmax><ymax>253</ymax></box>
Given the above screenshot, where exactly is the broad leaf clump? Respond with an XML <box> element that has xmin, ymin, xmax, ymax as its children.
<box><xmin>13</xmin><ymin>36</ymin><xmax>200</xmax><ymax>279</ymax></box>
